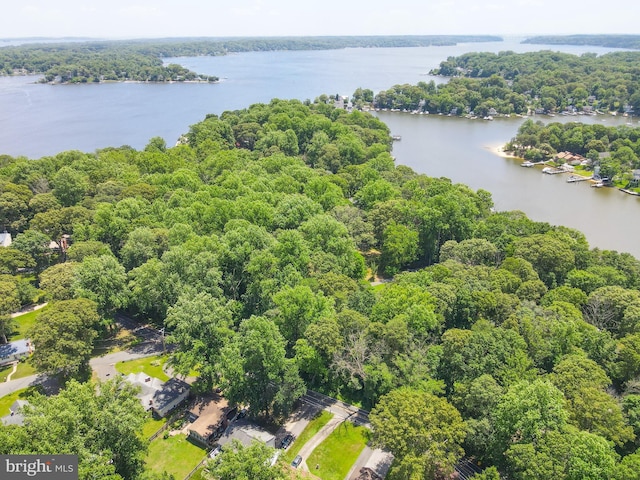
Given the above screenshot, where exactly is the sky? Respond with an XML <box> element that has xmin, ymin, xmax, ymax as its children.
<box><xmin>1</xmin><ymin>0</ymin><xmax>638</xmax><ymax>39</ymax></box>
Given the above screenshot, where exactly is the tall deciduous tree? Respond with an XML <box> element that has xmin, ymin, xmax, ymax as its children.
<box><xmin>203</xmin><ymin>440</ymin><xmax>285</xmax><ymax>480</ymax></box>
<box><xmin>74</xmin><ymin>254</ymin><xmax>128</xmax><ymax>315</ymax></box>
<box><xmin>165</xmin><ymin>292</ymin><xmax>234</xmax><ymax>387</ymax></box>
<box><xmin>369</xmin><ymin>387</ymin><xmax>466</xmax><ymax>479</ymax></box>
<box><xmin>29</xmin><ymin>299</ymin><xmax>100</xmax><ymax>378</ymax></box>
<box><xmin>220</xmin><ymin>316</ymin><xmax>305</xmax><ymax>420</ymax></box>
<box><xmin>0</xmin><ymin>378</ymin><xmax>147</xmax><ymax>480</ymax></box>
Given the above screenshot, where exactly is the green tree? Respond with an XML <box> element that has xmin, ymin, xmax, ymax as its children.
<box><xmin>52</xmin><ymin>166</ymin><xmax>88</xmax><ymax>206</ymax></box>
<box><xmin>39</xmin><ymin>262</ymin><xmax>79</xmax><ymax>301</ymax></box>
<box><xmin>202</xmin><ymin>440</ymin><xmax>284</xmax><ymax>480</ymax></box>
<box><xmin>381</xmin><ymin>222</ymin><xmax>419</xmax><ymax>275</ymax></box>
<box><xmin>0</xmin><ymin>378</ymin><xmax>147</xmax><ymax>480</ymax></box>
<box><xmin>165</xmin><ymin>292</ymin><xmax>234</xmax><ymax>388</ymax></box>
<box><xmin>220</xmin><ymin>316</ymin><xmax>306</xmax><ymax>420</ymax></box>
<box><xmin>370</xmin><ymin>387</ymin><xmax>466</xmax><ymax>479</ymax></box>
<box><xmin>74</xmin><ymin>255</ymin><xmax>128</xmax><ymax>315</ymax></box>
<box><xmin>28</xmin><ymin>299</ymin><xmax>100</xmax><ymax>378</ymax></box>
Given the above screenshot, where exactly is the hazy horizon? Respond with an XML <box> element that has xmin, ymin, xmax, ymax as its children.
<box><xmin>2</xmin><ymin>0</ymin><xmax>638</xmax><ymax>39</ymax></box>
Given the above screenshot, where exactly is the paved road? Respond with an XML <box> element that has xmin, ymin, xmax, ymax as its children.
<box><xmin>0</xmin><ymin>314</ymin><xmax>165</xmax><ymax>397</ymax></box>
<box><xmin>90</xmin><ymin>341</ymin><xmax>164</xmax><ymax>381</ymax></box>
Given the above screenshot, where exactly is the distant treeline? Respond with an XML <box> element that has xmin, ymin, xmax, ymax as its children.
<box><xmin>0</xmin><ymin>35</ymin><xmax>502</xmax><ymax>84</ymax></box>
<box><xmin>372</xmin><ymin>50</ymin><xmax>640</xmax><ymax>116</ymax></box>
<box><xmin>523</xmin><ymin>35</ymin><xmax>640</xmax><ymax>50</ymax></box>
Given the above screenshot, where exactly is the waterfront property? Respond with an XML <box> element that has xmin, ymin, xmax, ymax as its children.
<box><xmin>0</xmin><ymin>339</ymin><xmax>33</xmax><ymax>367</ymax></box>
<box><xmin>124</xmin><ymin>372</ymin><xmax>190</xmax><ymax>418</ymax></box>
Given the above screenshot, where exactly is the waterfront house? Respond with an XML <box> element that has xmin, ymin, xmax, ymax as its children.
<box><xmin>556</xmin><ymin>151</ymin><xmax>586</xmax><ymax>166</ymax></box>
<box><xmin>124</xmin><ymin>372</ymin><xmax>190</xmax><ymax>418</ymax></box>
<box><xmin>0</xmin><ymin>339</ymin><xmax>33</xmax><ymax>367</ymax></box>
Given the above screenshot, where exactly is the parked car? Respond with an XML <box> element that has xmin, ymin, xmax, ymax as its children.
<box><xmin>209</xmin><ymin>446</ymin><xmax>222</xmax><ymax>458</ymax></box>
<box><xmin>280</xmin><ymin>434</ymin><xmax>294</xmax><ymax>449</ymax></box>
<box><xmin>291</xmin><ymin>455</ymin><xmax>302</xmax><ymax>468</ymax></box>
<box><xmin>237</xmin><ymin>408</ymin><xmax>248</xmax><ymax>419</ymax></box>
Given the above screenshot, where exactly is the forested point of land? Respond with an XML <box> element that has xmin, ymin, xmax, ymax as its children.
<box><xmin>372</xmin><ymin>50</ymin><xmax>640</xmax><ymax>117</ymax></box>
<box><xmin>506</xmin><ymin>119</ymin><xmax>640</xmax><ymax>188</ymax></box>
<box><xmin>3</xmin><ymin>97</ymin><xmax>640</xmax><ymax>480</ymax></box>
<box><xmin>0</xmin><ymin>35</ymin><xmax>501</xmax><ymax>84</ymax></box>
<box><xmin>523</xmin><ymin>34</ymin><xmax>640</xmax><ymax>50</ymax></box>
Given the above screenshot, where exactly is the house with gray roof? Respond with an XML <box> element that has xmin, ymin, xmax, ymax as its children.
<box><xmin>124</xmin><ymin>372</ymin><xmax>190</xmax><ymax>418</ymax></box>
<box><xmin>217</xmin><ymin>418</ymin><xmax>276</xmax><ymax>449</ymax></box>
<box><xmin>0</xmin><ymin>339</ymin><xmax>33</xmax><ymax>367</ymax></box>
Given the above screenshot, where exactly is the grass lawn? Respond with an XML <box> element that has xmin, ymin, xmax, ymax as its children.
<box><xmin>283</xmin><ymin>410</ymin><xmax>334</xmax><ymax>463</ymax></box>
<box><xmin>141</xmin><ymin>414</ymin><xmax>168</xmax><ymax>440</ymax></box>
<box><xmin>307</xmin><ymin>422</ymin><xmax>369</xmax><ymax>480</ymax></box>
<box><xmin>145</xmin><ymin>433</ymin><xmax>206</xmax><ymax>479</ymax></box>
<box><xmin>0</xmin><ymin>385</ymin><xmax>43</xmax><ymax>417</ymax></box>
<box><xmin>115</xmin><ymin>355</ymin><xmax>170</xmax><ymax>382</ymax></box>
<box><xmin>189</xmin><ymin>467</ymin><xmax>206</xmax><ymax>480</ymax></box>
<box><xmin>0</xmin><ymin>360</ymin><xmax>36</xmax><ymax>382</ymax></box>
<box><xmin>10</xmin><ymin>306</ymin><xmax>49</xmax><ymax>340</ymax></box>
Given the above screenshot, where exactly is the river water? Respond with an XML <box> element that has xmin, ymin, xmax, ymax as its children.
<box><xmin>0</xmin><ymin>37</ymin><xmax>638</xmax><ymax>256</ymax></box>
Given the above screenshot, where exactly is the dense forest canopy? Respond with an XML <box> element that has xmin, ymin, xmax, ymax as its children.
<box><xmin>523</xmin><ymin>35</ymin><xmax>640</xmax><ymax>50</ymax></box>
<box><xmin>373</xmin><ymin>50</ymin><xmax>640</xmax><ymax>117</ymax></box>
<box><xmin>0</xmin><ymin>35</ymin><xmax>501</xmax><ymax>83</ymax></box>
<box><xmin>2</xmin><ymin>97</ymin><xmax>640</xmax><ymax>479</ymax></box>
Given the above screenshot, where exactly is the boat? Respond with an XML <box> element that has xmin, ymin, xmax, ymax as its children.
<box><xmin>483</xmin><ymin>116</ymin><xmax>494</xmax><ymax>121</ymax></box>
<box><xmin>521</xmin><ymin>161</ymin><xmax>535</xmax><ymax>167</ymax></box>
<box><xmin>591</xmin><ymin>182</ymin><xmax>604</xmax><ymax>188</ymax></box>
<box><xmin>391</xmin><ymin>135</ymin><xmax>402</xmax><ymax>141</ymax></box>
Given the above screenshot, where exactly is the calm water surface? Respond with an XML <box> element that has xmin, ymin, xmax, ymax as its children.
<box><xmin>0</xmin><ymin>38</ymin><xmax>638</xmax><ymax>255</ymax></box>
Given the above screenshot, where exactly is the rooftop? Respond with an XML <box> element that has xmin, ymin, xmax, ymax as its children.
<box><xmin>188</xmin><ymin>393</ymin><xmax>231</xmax><ymax>438</ymax></box>
<box><xmin>0</xmin><ymin>339</ymin><xmax>33</xmax><ymax>360</ymax></box>
<box><xmin>218</xmin><ymin>419</ymin><xmax>275</xmax><ymax>449</ymax></box>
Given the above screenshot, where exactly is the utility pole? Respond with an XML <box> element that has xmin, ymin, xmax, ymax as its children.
<box><xmin>159</xmin><ymin>327</ymin><xmax>166</xmax><ymax>354</ymax></box>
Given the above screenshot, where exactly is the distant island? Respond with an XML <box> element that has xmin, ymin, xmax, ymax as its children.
<box><xmin>0</xmin><ymin>35</ymin><xmax>502</xmax><ymax>84</ymax></box>
<box><xmin>523</xmin><ymin>34</ymin><xmax>640</xmax><ymax>50</ymax></box>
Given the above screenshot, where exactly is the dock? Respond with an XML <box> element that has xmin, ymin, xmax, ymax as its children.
<box><xmin>566</xmin><ymin>175</ymin><xmax>591</xmax><ymax>183</ymax></box>
<box><xmin>542</xmin><ymin>166</ymin><xmax>564</xmax><ymax>175</ymax></box>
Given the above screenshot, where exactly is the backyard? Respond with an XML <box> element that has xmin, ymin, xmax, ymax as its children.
<box><xmin>145</xmin><ymin>432</ymin><xmax>206</xmax><ymax>479</ymax></box>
